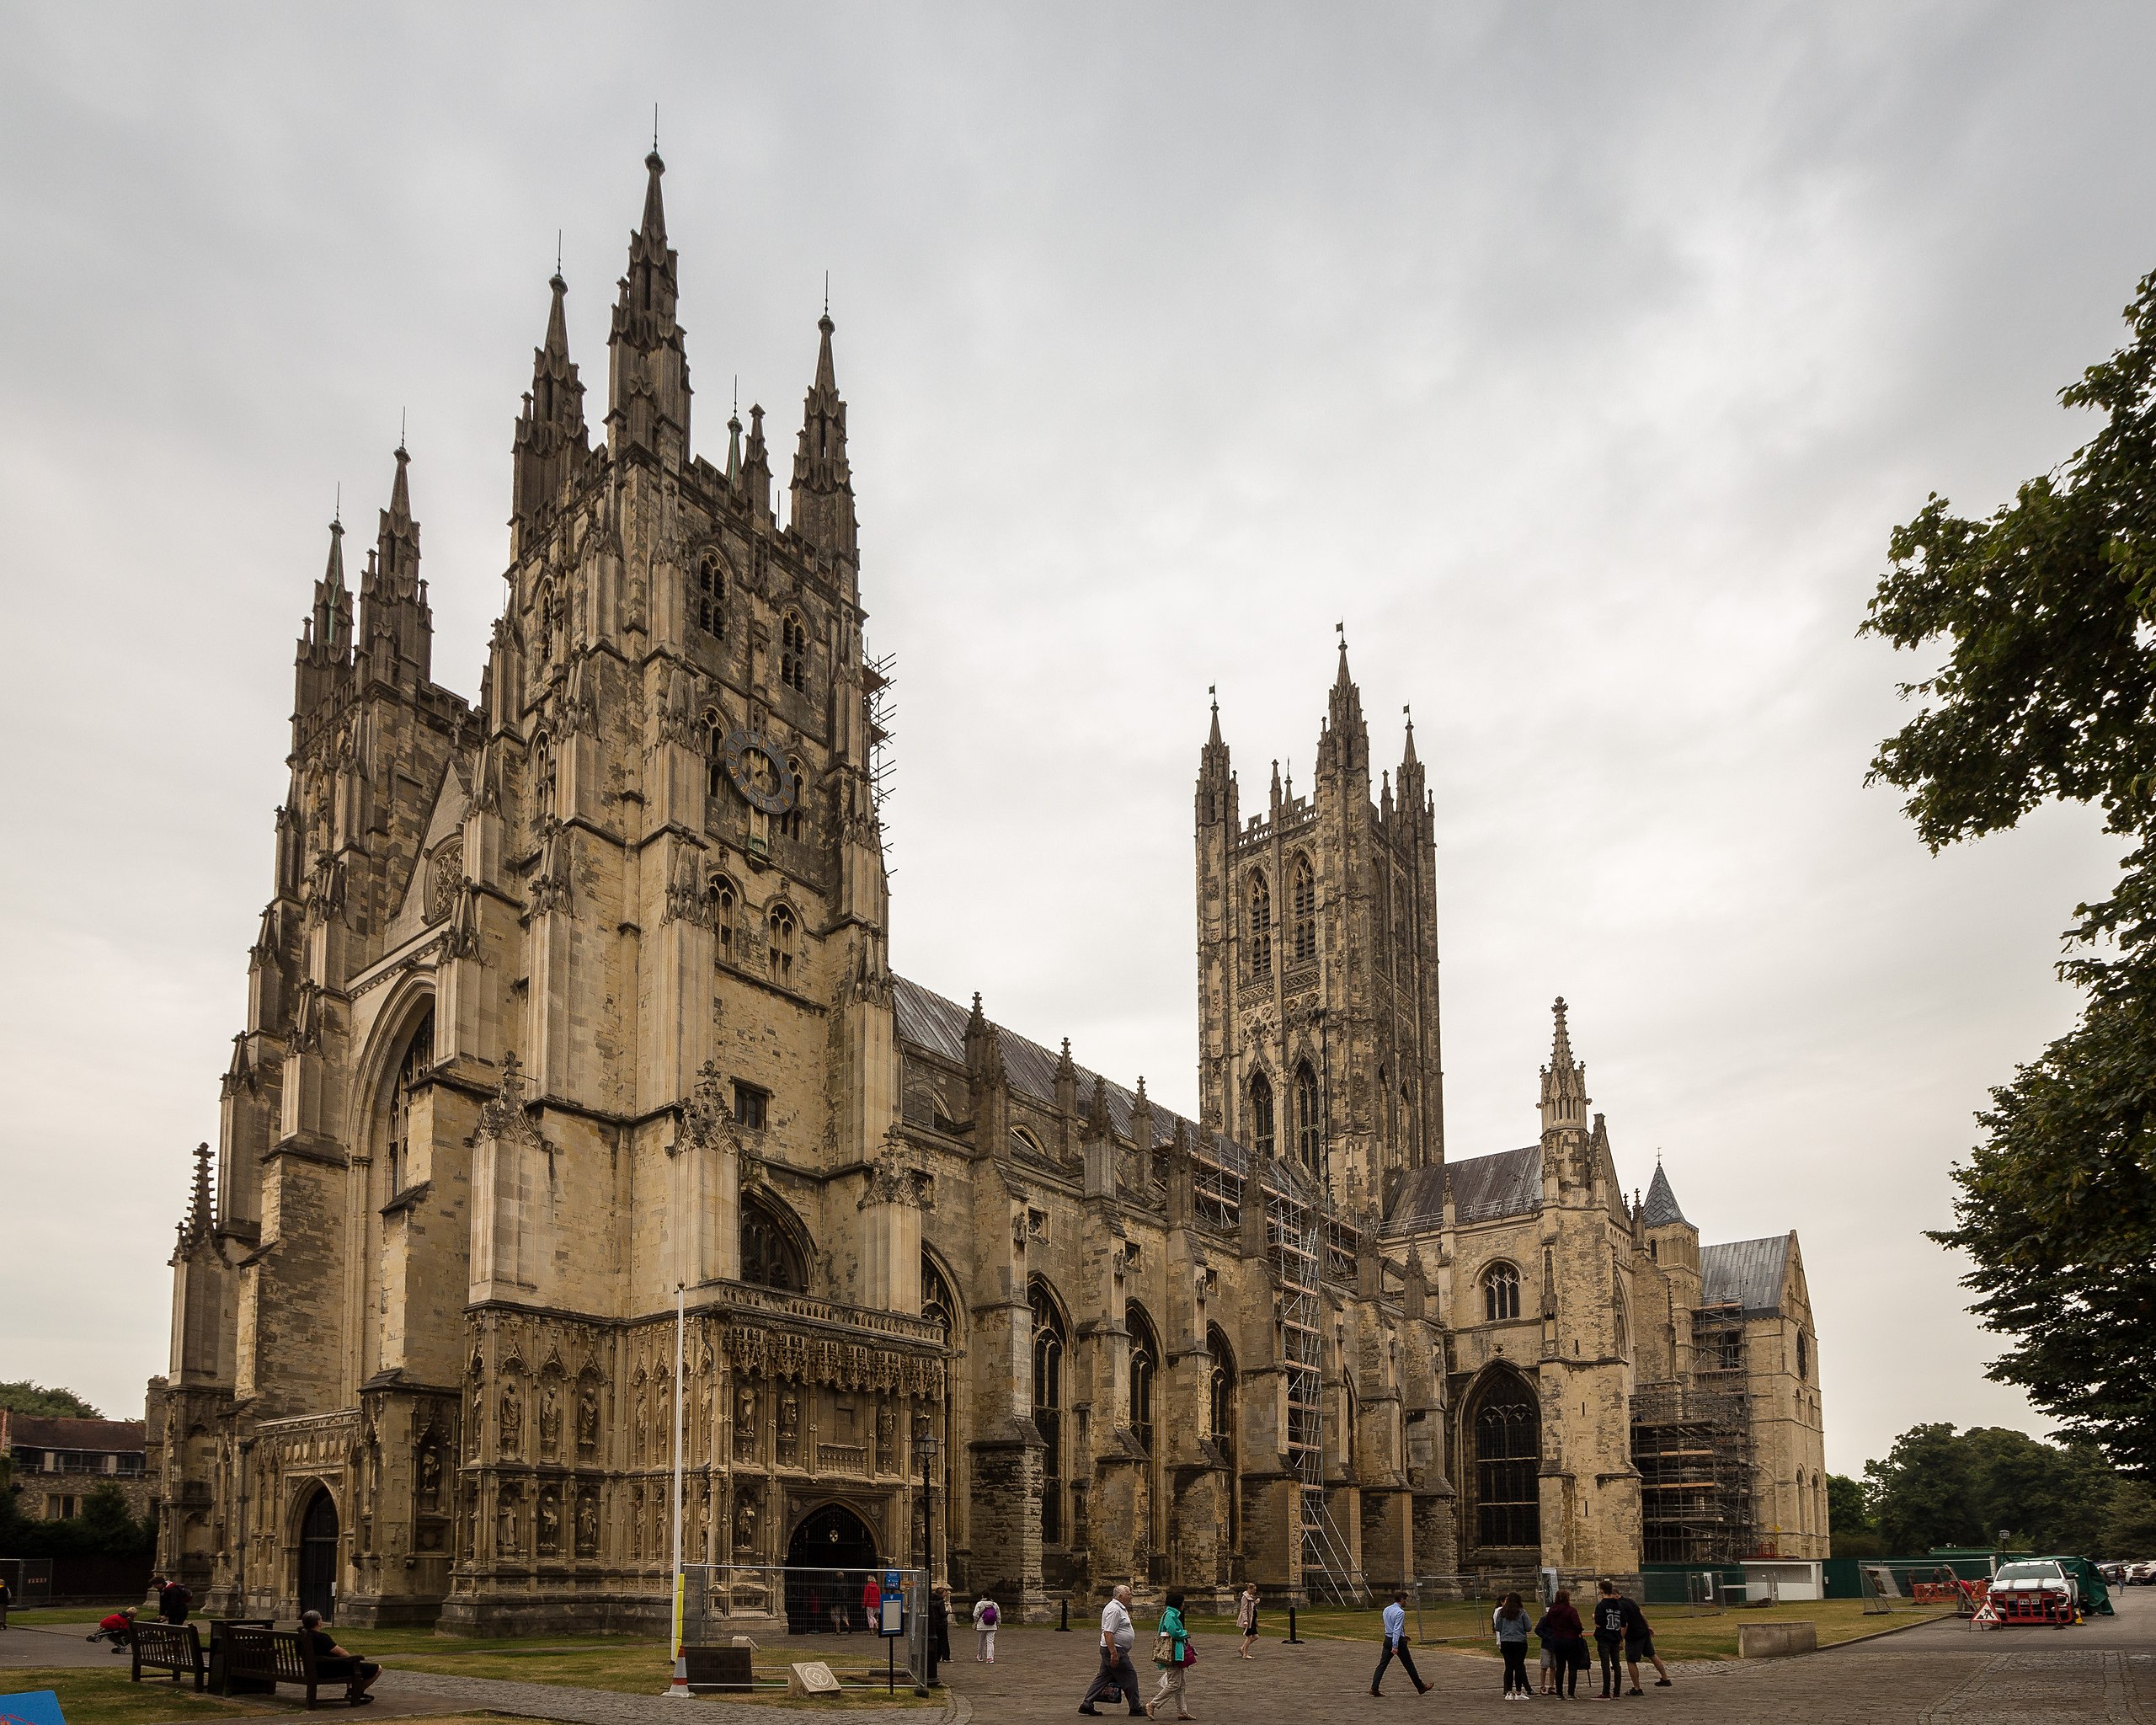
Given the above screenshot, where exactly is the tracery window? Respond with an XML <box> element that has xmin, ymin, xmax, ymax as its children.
<box><xmin>710</xmin><ymin>873</ymin><xmax>738</xmax><ymax>962</ymax></box>
<box><xmin>1293</xmin><ymin>1060</ymin><xmax>1322</xmax><ymax>1172</ymax></box>
<box><xmin>1291</xmin><ymin>853</ymin><xmax>1317</xmax><ymax>963</ymax></box>
<box><xmin>780</xmin><ymin>613</ymin><xmax>808</xmax><ymax>692</ymax></box>
<box><xmin>694</xmin><ymin>550</ymin><xmax>727</xmax><ymax>638</ymax></box>
<box><xmin>384</xmin><ymin>1009</ymin><xmax>434</xmax><ymax>1199</ymax></box>
<box><xmin>767</xmin><ymin>903</ymin><xmax>796</xmax><ymax>984</ymax></box>
<box><xmin>1247</xmin><ymin>1071</ymin><xmax>1275</xmax><ymax>1157</ymax></box>
<box><xmin>1127</xmin><ymin>1304</ymin><xmax>1159</xmax><ymax>1455</ymax></box>
<box><xmin>1030</xmin><ymin>1281</ymin><xmax>1068</xmax><ymax>1542</ymax></box>
<box><xmin>1482</xmin><ymin>1262</ymin><xmax>1522</xmax><ymax>1322</ymax></box>
<box><xmin>1796</xmin><ymin>1329</ymin><xmax>1809</xmax><ymax>1381</ymax></box>
<box><xmin>1206</xmin><ymin>1325</ymin><xmax>1235</xmax><ymax>1447</ymax></box>
<box><xmin>739</xmin><ymin>1199</ymin><xmax>805</xmax><ymax>1292</ymax></box>
<box><xmin>1247</xmin><ymin>870</ymin><xmax>1272</xmax><ymax>977</ymax></box>
<box><xmin>1470</xmin><ymin>1374</ymin><xmax>1540</xmax><ymax>1549</ymax></box>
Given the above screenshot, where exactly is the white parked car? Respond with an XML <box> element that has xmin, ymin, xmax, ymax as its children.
<box><xmin>1990</xmin><ymin>1559</ymin><xmax>2079</xmax><ymax>1610</ymax></box>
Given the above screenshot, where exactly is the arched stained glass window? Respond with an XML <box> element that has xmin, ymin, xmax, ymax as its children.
<box><xmin>1291</xmin><ymin>854</ymin><xmax>1316</xmax><ymax>963</ymax></box>
<box><xmin>1030</xmin><ymin>1281</ymin><xmax>1068</xmax><ymax>1543</ymax></box>
<box><xmin>740</xmin><ymin>1199</ymin><xmax>806</xmax><ymax>1293</ymax></box>
<box><xmin>1470</xmin><ymin>1374</ymin><xmax>1540</xmax><ymax>1549</ymax></box>
<box><xmin>1482</xmin><ymin>1262</ymin><xmax>1521</xmax><ymax>1322</ymax></box>
<box><xmin>767</xmin><ymin>903</ymin><xmax>796</xmax><ymax>983</ymax></box>
<box><xmin>1127</xmin><ymin>1304</ymin><xmax>1159</xmax><ymax>1455</ymax></box>
<box><xmin>1293</xmin><ymin>1060</ymin><xmax>1321</xmax><ymax>1171</ymax></box>
<box><xmin>385</xmin><ymin>1009</ymin><xmax>434</xmax><ymax>1199</ymax></box>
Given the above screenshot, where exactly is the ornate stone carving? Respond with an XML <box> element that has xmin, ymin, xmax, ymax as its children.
<box><xmin>426</xmin><ymin>841</ymin><xmax>465</xmax><ymax>925</ymax></box>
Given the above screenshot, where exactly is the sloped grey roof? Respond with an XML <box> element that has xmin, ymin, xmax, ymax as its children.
<box><xmin>1641</xmin><ymin>1163</ymin><xmax>1689</xmax><ymax>1228</ymax></box>
<box><xmin>1700</xmin><ymin>1235</ymin><xmax>1791</xmax><ymax>1315</ymax></box>
<box><xmin>1389</xmin><ymin>1145</ymin><xmax>1543</xmax><ymax>1228</ymax></box>
<box><xmin>891</xmin><ymin>974</ymin><xmax>1191</xmax><ymax>1153</ymax></box>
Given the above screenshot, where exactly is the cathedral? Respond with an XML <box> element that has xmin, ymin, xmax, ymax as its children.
<box><xmin>145</xmin><ymin>152</ymin><xmax>1827</xmax><ymax>1632</ymax></box>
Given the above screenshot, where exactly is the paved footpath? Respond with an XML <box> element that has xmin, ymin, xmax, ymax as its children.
<box><xmin>8</xmin><ymin>1592</ymin><xmax>2151</xmax><ymax>1723</ymax></box>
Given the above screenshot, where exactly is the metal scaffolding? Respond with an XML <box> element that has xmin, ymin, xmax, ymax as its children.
<box><xmin>1630</xmin><ymin>1370</ymin><xmax>1755</xmax><ymax>1566</ymax></box>
<box><xmin>1267</xmin><ymin>1178</ymin><xmax>1366</xmax><ymax>1606</ymax></box>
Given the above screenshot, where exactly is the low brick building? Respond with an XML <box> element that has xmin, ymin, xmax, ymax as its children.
<box><xmin>3</xmin><ymin>1411</ymin><xmax>152</xmax><ymax>1522</ymax></box>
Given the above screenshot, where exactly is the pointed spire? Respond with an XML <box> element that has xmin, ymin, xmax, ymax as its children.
<box><xmin>513</xmin><ymin>270</ymin><xmax>589</xmax><ymax>537</ymax></box>
<box><xmin>358</xmin><ymin>446</ymin><xmax>431</xmax><ymax>687</ymax></box>
<box><xmin>180</xmin><ymin>1141</ymin><xmax>215</xmax><ymax>1253</ymax></box>
<box><xmin>791</xmin><ymin>310</ymin><xmax>856</xmax><ymax>558</ymax></box>
<box><xmin>1401</xmin><ymin>702</ymin><xmax>1418</xmax><ymax>766</ymax></box>
<box><xmin>1326</xmin><ymin>619</ymin><xmax>1367</xmax><ymax>773</ymax></box>
<box><xmin>1539</xmin><ymin>996</ymin><xmax>1589</xmax><ymax>1135</ymax></box>
<box><xmin>606</xmin><ymin>149</ymin><xmax>691</xmax><ymax>467</ymax></box>
<box><xmin>1641</xmin><ymin>1162</ymin><xmax>1689</xmax><ymax>1228</ymax></box>
<box><xmin>1334</xmin><ymin>621</ymin><xmax>1353</xmax><ymax>690</ymax></box>
<box><xmin>725</xmin><ymin>387</ymin><xmax>743</xmax><ymax>490</ymax></box>
<box><xmin>1208</xmin><ymin>688</ymin><xmax>1223</xmax><ymax>748</ymax></box>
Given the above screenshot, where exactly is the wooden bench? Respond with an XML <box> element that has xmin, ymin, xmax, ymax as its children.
<box><xmin>128</xmin><ymin>1620</ymin><xmax>205</xmax><ymax>1690</ymax></box>
<box><xmin>219</xmin><ymin>1624</ymin><xmax>368</xmax><ymax>1708</ymax></box>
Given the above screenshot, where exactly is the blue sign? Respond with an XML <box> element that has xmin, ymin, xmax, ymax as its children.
<box><xmin>884</xmin><ymin>1568</ymin><xmax>902</xmax><ymax>1591</ymax></box>
<box><xmin>880</xmin><ymin>1595</ymin><xmax>906</xmax><ymax>1637</ymax></box>
<box><xmin>0</xmin><ymin>1691</ymin><xmax>67</xmax><ymax>1725</ymax></box>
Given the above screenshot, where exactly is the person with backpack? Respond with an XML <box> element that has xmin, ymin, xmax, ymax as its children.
<box><xmin>971</xmin><ymin>1591</ymin><xmax>1001</xmax><ymax>1663</ymax></box>
<box><xmin>1533</xmin><ymin>1589</ymin><xmax>1584</xmax><ymax>1700</ymax></box>
<box><xmin>1492</xmin><ymin>1591</ymin><xmax>1533</xmax><ymax>1698</ymax></box>
<box><xmin>157</xmin><ymin>1577</ymin><xmax>191</xmax><ymax>1624</ymax></box>
<box><xmin>1593</xmin><ymin>1582</ymin><xmax>1629</xmax><ymax>1698</ymax></box>
<box><xmin>1145</xmin><ymin>1589</ymin><xmax>1193</xmax><ymax>1721</ymax></box>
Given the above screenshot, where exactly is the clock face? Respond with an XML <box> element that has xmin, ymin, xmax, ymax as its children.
<box><xmin>722</xmin><ymin>729</ymin><xmax>798</xmax><ymax>814</ymax></box>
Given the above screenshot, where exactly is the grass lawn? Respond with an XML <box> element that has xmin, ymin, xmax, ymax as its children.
<box><xmin>379</xmin><ymin>1640</ymin><xmax>940</xmax><ymax>1706</ymax></box>
<box><xmin>1176</xmin><ymin>1597</ymin><xmax>1956</xmax><ymax>1661</ymax></box>
<box><xmin>3</xmin><ymin>1607</ymin><xmax>141</xmax><ymax>1628</ymax></box>
<box><xmin>0</xmin><ymin>1666</ymin><xmax>252</xmax><ymax>1724</ymax></box>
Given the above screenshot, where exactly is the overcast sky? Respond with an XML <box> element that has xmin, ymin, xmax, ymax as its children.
<box><xmin>3</xmin><ymin>3</ymin><xmax>2151</xmax><ymax>1476</ymax></box>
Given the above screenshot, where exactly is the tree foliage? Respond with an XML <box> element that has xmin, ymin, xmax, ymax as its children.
<box><xmin>1826</xmin><ymin>1473</ymin><xmax>1883</xmax><ymax>1557</ymax></box>
<box><xmin>1862</xmin><ymin>268</ymin><xmax>2156</xmax><ymax>1480</ymax></box>
<box><xmin>0</xmin><ymin>1381</ymin><xmax>104</xmax><ymax>1418</ymax></box>
<box><xmin>1861</xmin><ymin>1422</ymin><xmax>2154</xmax><ymax>1558</ymax></box>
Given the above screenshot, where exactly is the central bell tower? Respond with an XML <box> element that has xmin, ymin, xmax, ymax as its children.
<box><xmin>1194</xmin><ymin>637</ymin><xmax>1444</xmax><ymax>1219</ymax></box>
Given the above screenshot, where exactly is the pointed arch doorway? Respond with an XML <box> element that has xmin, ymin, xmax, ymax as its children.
<box><xmin>298</xmin><ymin>1487</ymin><xmax>339</xmax><ymax>1620</ymax></box>
<box><xmin>784</xmin><ymin>1502</ymin><xmax>879</xmax><ymax>1633</ymax></box>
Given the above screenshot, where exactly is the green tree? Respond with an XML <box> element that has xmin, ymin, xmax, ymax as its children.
<box><xmin>0</xmin><ymin>1381</ymin><xmax>103</xmax><ymax>1418</ymax></box>
<box><xmin>1861</xmin><ymin>1422</ymin><xmax>2148</xmax><ymax>1556</ymax></box>
<box><xmin>1826</xmin><ymin>1473</ymin><xmax>1883</xmax><ymax>1557</ymax></box>
<box><xmin>1861</xmin><ymin>267</ymin><xmax>2156</xmax><ymax>1481</ymax></box>
<box><xmin>1865</xmin><ymin>1423</ymin><xmax>1983</xmax><ymax>1551</ymax></box>
<box><xmin>77</xmin><ymin>1483</ymin><xmax>152</xmax><ymax>1557</ymax></box>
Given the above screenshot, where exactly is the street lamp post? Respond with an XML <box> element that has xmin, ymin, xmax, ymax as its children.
<box><xmin>915</xmin><ymin>1429</ymin><xmax>941</xmax><ymax>1692</ymax></box>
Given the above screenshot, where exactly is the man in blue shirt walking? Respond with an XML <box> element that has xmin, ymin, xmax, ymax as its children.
<box><xmin>1370</xmin><ymin>1591</ymin><xmax>1430</xmax><ymax>1696</ymax></box>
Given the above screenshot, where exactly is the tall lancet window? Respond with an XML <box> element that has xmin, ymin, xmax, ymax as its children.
<box><xmin>1247</xmin><ymin>870</ymin><xmax>1273</xmax><ymax>977</ymax></box>
<box><xmin>1293</xmin><ymin>1060</ymin><xmax>1322</xmax><ymax>1172</ymax></box>
<box><xmin>767</xmin><ymin>903</ymin><xmax>797</xmax><ymax>983</ymax></box>
<box><xmin>780</xmin><ymin>613</ymin><xmax>808</xmax><ymax>692</ymax></box>
<box><xmin>1247</xmin><ymin>1071</ymin><xmax>1275</xmax><ymax>1157</ymax></box>
<box><xmin>385</xmin><ymin>1010</ymin><xmax>435</xmax><ymax>1199</ymax></box>
<box><xmin>1291</xmin><ymin>853</ymin><xmax>1317</xmax><ymax>963</ymax></box>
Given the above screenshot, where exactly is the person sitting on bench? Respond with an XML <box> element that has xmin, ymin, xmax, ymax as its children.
<box><xmin>298</xmin><ymin>1610</ymin><xmax>379</xmax><ymax>1703</ymax></box>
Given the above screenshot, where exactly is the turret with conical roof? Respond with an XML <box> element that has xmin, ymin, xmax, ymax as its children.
<box><xmin>606</xmin><ymin>150</ymin><xmax>691</xmax><ymax>468</ymax></box>
<box><xmin>790</xmin><ymin>312</ymin><xmax>857</xmax><ymax>560</ymax></box>
<box><xmin>512</xmin><ymin>270</ymin><xmax>589</xmax><ymax>547</ymax></box>
<box><xmin>1539</xmin><ymin>996</ymin><xmax>1589</xmax><ymax>1135</ymax></box>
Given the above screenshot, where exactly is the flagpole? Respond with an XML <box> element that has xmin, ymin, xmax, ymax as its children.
<box><xmin>666</xmin><ymin>1282</ymin><xmax>691</xmax><ymax>1696</ymax></box>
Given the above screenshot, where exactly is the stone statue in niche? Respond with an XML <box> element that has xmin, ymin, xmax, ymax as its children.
<box><xmin>777</xmin><ymin>1390</ymin><xmax>798</xmax><ymax>1461</ymax></box>
<box><xmin>537</xmin><ymin>1488</ymin><xmax>560</xmax><ymax>1556</ymax></box>
<box><xmin>498</xmin><ymin>1488</ymin><xmax>520</xmax><ymax>1557</ymax></box>
<box><xmin>875</xmin><ymin>1402</ymin><xmax>895</xmax><ymax>1471</ymax></box>
<box><xmin>576</xmin><ymin>1382</ymin><xmax>600</xmax><ymax>1456</ymax></box>
<box><xmin>575</xmin><ymin>1488</ymin><xmax>599</xmax><ymax>1557</ymax></box>
<box><xmin>539</xmin><ymin>1382</ymin><xmax>561</xmax><ymax>1459</ymax></box>
<box><xmin>634</xmin><ymin>1388</ymin><xmax>649</xmax><ymax>1465</ymax></box>
<box><xmin>469</xmin><ymin>1377</ymin><xmax>485</xmax><ymax>1457</ymax></box>
<box><xmin>698</xmin><ymin>1375</ymin><xmax>713</xmax><ymax>1454</ymax></box>
<box><xmin>734</xmin><ymin>1386</ymin><xmax>756</xmax><ymax>1460</ymax></box>
<box><xmin>733</xmin><ymin>1487</ymin><xmax>759</xmax><ymax>1554</ymax></box>
<box><xmin>500</xmin><ymin>1381</ymin><xmax>523</xmax><ymax>1459</ymax></box>
<box><xmin>697</xmin><ymin>1484</ymin><xmax>713</xmax><ymax>1560</ymax></box>
<box><xmin>466</xmin><ymin>1491</ymin><xmax>478</xmax><ymax>1560</ymax></box>
<box><xmin>418</xmin><ymin>1440</ymin><xmax>441</xmax><ymax>1510</ymax></box>
<box><xmin>630</xmin><ymin>1484</ymin><xmax>643</xmax><ymax>1559</ymax></box>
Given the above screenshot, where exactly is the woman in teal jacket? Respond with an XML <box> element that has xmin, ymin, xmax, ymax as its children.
<box><xmin>1147</xmin><ymin>1589</ymin><xmax>1194</xmax><ymax>1720</ymax></box>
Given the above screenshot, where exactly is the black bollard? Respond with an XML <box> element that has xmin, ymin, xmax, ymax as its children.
<box><xmin>1058</xmin><ymin>1597</ymin><xmax>1070</xmax><ymax>1632</ymax></box>
<box><xmin>1285</xmin><ymin>1602</ymin><xmax>1302</xmax><ymax>1644</ymax></box>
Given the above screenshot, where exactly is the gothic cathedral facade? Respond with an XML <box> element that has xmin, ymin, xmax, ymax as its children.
<box><xmin>147</xmin><ymin>155</ymin><xmax>1827</xmax><ymax>1632</ymax></box>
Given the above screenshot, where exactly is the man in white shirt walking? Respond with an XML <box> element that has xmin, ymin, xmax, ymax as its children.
<box><xmin>1370</xmin><ymin>1591</ymin><xmax>1430</xmax><ymax>1697</ymax></box>
<box><xmin>1078</xmin><ymin>1584</ymin><xmax>1145</xmax><ymax>1716</ymax></box>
